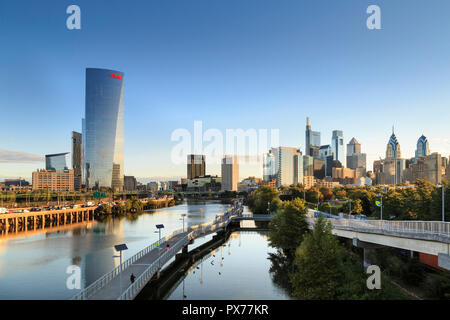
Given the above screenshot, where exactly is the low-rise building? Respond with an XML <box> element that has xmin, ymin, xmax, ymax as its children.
<box><xmin>32</xmin><ymin>169</ymin><xmax>74</xmax><ymax>192</ymax></box>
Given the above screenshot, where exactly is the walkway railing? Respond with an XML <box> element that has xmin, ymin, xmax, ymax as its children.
<box><xmin>71</xmin><ymin>200</ymin><xmax>243</xmax><ymax>300</ymax></box>
<box><xmin>307</xmin><ymin>217</ymin><xmax>450</xmax><ymax>241</ymax></box>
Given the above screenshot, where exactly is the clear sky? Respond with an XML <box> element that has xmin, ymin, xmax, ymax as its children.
<box><xmin>1</xmin><ymin>0</ymin><xmax>449</xmax><ymax>181</ymax></box>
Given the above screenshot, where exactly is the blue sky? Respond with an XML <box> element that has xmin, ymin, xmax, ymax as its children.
<box><xmin>1</xmin><ymin>0</ymin><xmax>449</xmax><ymax>181</ymax></box>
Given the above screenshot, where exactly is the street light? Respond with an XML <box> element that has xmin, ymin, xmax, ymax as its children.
<box><xmin>376</xmin><ymin>194</ymin><xmax>383</xmax><ymax>220</ymax></box>
<box><xmin>113</xmin><ymin>243</ymin><xmax>128</xmax><ymax>296</ymax></box>
<box><xmin>180</xmin><ymin>214</ymin><xmax>187</xmax><ymax>232</ymax></box>
<box><xmin>155</xmin><ymin>224</ymin><xmax>165</xmax><ymax>268</ymax></box>
<box><xmin>437</xmin><ymin>184</ymin><xmax>445</xmax><ymax>222</ymax></box>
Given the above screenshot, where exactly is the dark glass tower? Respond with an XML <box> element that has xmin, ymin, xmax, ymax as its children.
<box><xmin>84</xmin><ymin>68</ymin><xmax>124</xmax><ymax>191</ymax></box>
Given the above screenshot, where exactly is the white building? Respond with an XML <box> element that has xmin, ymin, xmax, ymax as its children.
<box><xmin>221</xmin><ymin>155</ymin><xmax>239</xmax><ymax>191</ymax></box>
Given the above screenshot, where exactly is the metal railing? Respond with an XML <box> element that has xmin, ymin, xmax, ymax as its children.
<box><xmin>71</xmin><ymin>201</ymin><xmax>243</xmax><ymax>300</ymax></box>
<box><xmin>307</xmin><ymin>217</ymin><xmax>450</xmax><ymax>239</ymax></box>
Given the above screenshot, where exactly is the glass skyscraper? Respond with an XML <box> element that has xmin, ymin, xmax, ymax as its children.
<box><xmin>84</xmin><ymin>68</ymin><xmax>124</xmax><ymax>191</ymax></box>
<box><xmin>331</xmin><ymin>130</ymin><xmax>344</xmax><ymax>166</ymax></box>
<box><xmin>45</xmin><ymin>153</ymin><xmax>69</xmax><ymax>172</ymax></box>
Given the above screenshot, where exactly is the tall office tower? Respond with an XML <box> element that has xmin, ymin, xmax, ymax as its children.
<box><xmin>305</xmin><ymin>117</ymin><xmax>320</xmax><ymax>157</ymax></box>
<box><xmin>72</xmin><ymin>131</ymin><xmax>82</xmax><ymax>191</ymax></box>
<box><xmin>386</xmin><ymin>128</ymin><xmax>401</xmax><ymax>159</ymax></box>
<box><xmin>187</xmin><ymin>154</ymin><xmax>206</xmax><ymax>179</ymax></box>
<box><xmin>263</xmin><ymin>150</ymin><xmax>276</xmax><ymax>182</ymax></box>
<box><xmin>331</xmin><ymin>130</ymin><xmax>345</xmax><ymax>165</ymax></box>
<box><xmin>346</xmin><ymin>137</ymin><xmax>366</xmax><ymax>177</ymax></box>
<box><xmin>294</xmin><ymin>152</ymin><xmax>304</xmax><ymax>185</ymax></box>
<box><xmin>221</xmin><ymin>155</ymin><xmax>239</xmax><ymax>191</ymax></box>
<box><xmin>415</xmin><ymin>135</ymin><xmax>430</xmax><ymax>159</ymax></box>
<box><xmin>268</xmin><ymin>147</ymin><xmax>301</xmax><ymax>187</ymax></box>
<box><xmin>82</xmin><ymin>118</ymin><xmax>86</xmax><ymax>188</ymax></box>
<box><xmin>45</xmin><ymin>153</ymin><xmax>69</xmax><ymax>172</ymax></box>
<box><xmin>303</xmin><ymin>155</ymin><xmax>314</xmax><ymax>177</ymax></box>
<box><xmin>84</xmin><ymin>68</ymin><xmax>125</xmax><ymax>191</ymax></box>
<box><xmin>346</xmin><ymin>137</ymin><xmax>361</xmax><ymax>155</ymax></box>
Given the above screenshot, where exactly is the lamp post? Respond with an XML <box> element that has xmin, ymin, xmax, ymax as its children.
<box><xmin>437</xmin><ymin>184</ymin><xmax>445</xmax><ymax>222</ymax></box>
<box><xmin>113</xmin><ymin>243</ymin><xmax>128</xmax><ymax>297</ymax></box>
<box><xmin>267</xmin><ymin>201</ymin><xmax>270</xmax><ymax>214</ymax></box>
<box><xmin>376</xmin><ymin>194</ymin><xmax>383</xmax><ymax>220</ymax></box>
<box><xmin>155</xmin><ymin>224</ymin><xmax>164</xmax><ymax>268</ymax></box>
<box><xmin>180</xmin><ymin>214</ymin><xmax>186</xmax><ymax>232</ymax></box>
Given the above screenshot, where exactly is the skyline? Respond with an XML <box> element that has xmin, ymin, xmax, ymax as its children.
<box><xmin>1</xmin><ymin>0</ymin><xmax>450</xmax><ymax>180</ymax></box>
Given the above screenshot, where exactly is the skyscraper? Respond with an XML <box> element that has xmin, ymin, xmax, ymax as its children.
<box><xmin>45</xmin><ymin>153</ymin><xmax>69</xmax><ymax>172</ymax></box>
<box><xmin>187</xmin><ymin>154</ymin><xmax>206</xmax><ymax>179</ymax></box>
<box><xmin>346</xmin><ymin>137</ymin><xmax>366</xmax><ymax>177</ymax></box>
<box><xmin>72</xmin><ymin>131</ymin><xmax>82</xmax><ymax>191</ymax></box>
<box><xmin>331</xmin><ymin>130</ymin><xmax>344</xmax><ymax>165</ymax></box>
<box><xmin>415</xmin><ymin>135</ymin><xmax>430</xmax><ymax>159</ymax></box>
<box><xmin>386</xmin><ymin>128</ymin><xmax>401</xmax><ymax>159</ymax></box>
<box><xmin>263</xmin><ymin>150</ymin><xmax>276</xmax><ymax>182</ymax></box>
<box><xmin>84</xmin><ymin>68</ymin><xmax>125</xmax><ymax>191</ymax></box>
<box><xmin>221</xmin><ymin>155</ymin><xmax>239</xmax><ymax>191</ymax></box>
<box><xmin>305</xmin><ymin>117</ymin><xmax>320</xmax><ymax>157</ymax></box>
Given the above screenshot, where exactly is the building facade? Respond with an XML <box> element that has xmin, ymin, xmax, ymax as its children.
<box><xmin>187</xmin><ymin>154</ymin><xmax>206</xmax><ymax>179</ymax></box>
<box><xmin>84</xmin><ymin>68</ymin><xmax>125</xmax><ymax>191</ymax></box>
<box><xmin>221</xmin><ymin>155</ymin><xmax>239</xmax><ymax>191</ymax></box>
<box><xmin>72</xmin><ymin>131</ymin><xmax>82</xmax><ymax>191</ymax></box>
<box><xmin>331</xmin><ymin>130</ymin><xmax>345</xmax><ymax>165</ymax></box>
<box><xmin>32</xmin><ymin>169</ymin><xmax>74</xmax><ymax>192</ymax></box>
<box><xmin>403</xmin><ymin>152</ymin><xmax>442</xmax><ymax>185</ymax></box>
<box><xmin>305</xmin><ymin>117</ymin><xmax>320</xmax><ymax>157</ymax></box>
<box><xmin>124</xmin><ymin>176</ymin><xmax>137</xmax><ymax>191</ymax></box>
<box><xmin>45</xmin><ymin>153</ymin><xmax>69</xmax><ymax>172</ymax></box>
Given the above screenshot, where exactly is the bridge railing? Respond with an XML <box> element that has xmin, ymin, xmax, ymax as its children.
<box><xmin>308</xmin><ymin>217</ymin><xmax>450</xmax><ymax>238</ymax></box>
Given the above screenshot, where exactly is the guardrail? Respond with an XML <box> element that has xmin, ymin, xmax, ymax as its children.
<box><xmin>307</xmin><ymin>217</ymin><xmax>450</xmax><ymax>239</ymax></box>
<box><xmin>72</xmin><ymin>201</ymin><xmax>243</xmax><ymax>300</ymax></box>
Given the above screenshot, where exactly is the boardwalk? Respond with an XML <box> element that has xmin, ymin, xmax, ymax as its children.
<box><xmin>72</xmin><ymin>200</ymin><xmax>243</xmax><ymax>300</ymax></box>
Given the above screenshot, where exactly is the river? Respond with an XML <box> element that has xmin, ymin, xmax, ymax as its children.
<box><xmin>0</xmin><ymin>200</ymin><xmax>290</xmax><ymax>300</ymax></box>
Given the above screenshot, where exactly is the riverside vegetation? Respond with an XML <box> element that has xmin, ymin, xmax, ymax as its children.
<box><xmin>248</xmin><ymin>186</ymin><xmax>450</xmax><ymax>300</ymax></box>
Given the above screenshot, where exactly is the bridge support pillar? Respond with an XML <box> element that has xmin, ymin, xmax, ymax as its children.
<box><xmin>353</xmin><ymin>238</ymin><xmax>383</xmax><ymax>269</ymax></box>
<box><xmin>182</xmin><ymin>245</ymin><xmax>188</xmax><ymax>254</ymax></box>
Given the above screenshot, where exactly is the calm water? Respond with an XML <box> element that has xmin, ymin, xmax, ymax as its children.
<box><xmin>0</xmin><ymin>200</ymin><xmax>229</xmax><ymax>299</ymax></box>
<box><xmin>166</xmin><ymin>231</ymin><xmax>291</xmax><ymax>300</ymax></box>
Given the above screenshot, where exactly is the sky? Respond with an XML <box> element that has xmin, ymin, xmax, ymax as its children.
<box><xmin>1</xmin><ymin>0</ymin><xmax>449</xmax><ymax>181</ymax></box>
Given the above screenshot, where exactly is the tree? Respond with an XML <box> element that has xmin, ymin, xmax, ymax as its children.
<box><xmin>351</xmin><ymin>199</ymin><xmax>363</xmax><ymax>215</ymax></box>
<box><xmin>248</xmin><ymin>186</ymin><xmax>281</xmax><ymax>214</ymax></box>
<box><xmin>290</xmin><ymin>215</ymin><xmax>342</xmax><ymax>299</ymax></box>
<box><xmin>319</xmin><ymin>187</ymin><xmax>334</xmax><ymax>201</ymax></box>
<box><xmin>268</xmin><ymin>198</ymin><xmax>309</xmax><ymax>252</ymax></box>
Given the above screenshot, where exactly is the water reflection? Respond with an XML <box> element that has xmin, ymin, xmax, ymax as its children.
<box><xmin>0</xmin><ymin>200</ymin><xmax>228</xmax><ymax>300</ymax></box>
<box><xmin>166</xmin><ymin>231</ymin><xmax>292</xmax><ymax>300</ymax></box>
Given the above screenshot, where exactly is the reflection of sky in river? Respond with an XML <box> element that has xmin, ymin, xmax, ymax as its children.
<box><xmin>167</xmin><ymin>231</ymin><xmax>291</xmax><ymax>300</ymax></box>
<box><xmin>0</xmin><ymin>200</ymin><xmax>228</xmax><ymax>299</ymax></box>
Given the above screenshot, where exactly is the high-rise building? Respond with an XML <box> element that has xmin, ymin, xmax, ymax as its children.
<box><xmin>32</xmin><ymin>169</ymin><xmax>74</xmax><ymax>192</ymax></box>
<box><xmin>124</xmin><ymin>176</ymin><xmax>137</xmax><ymax>191</ymax></box>
<box><xmin>266</xmin><ymin>147</ymin><xmax>302</xmax><ymax>187</ymax></box>
<box><xmin>403</xmin><ymin>152</ymin><xmax>442</xmax><ymax>185</ymax></box>
<box><xmin>303</xmin><ymin>155</ymin><xmax>314</xmax><ymax>177</ymax></box>
<box><xmin>331</xmin><ymin>130</ymin><xmax>344</xmax><ymax>165</ymax></box>
<box><xmin>72</xmin><ymin>131</ymin><xmax>82</xmax><ymax>191</ymax></box>
<box><xmin>415</xmin><ymin>135</ymin><xmax>430</xmax><ymax>159</ymax></box>
<box><xmin>386</xmin><ymin>128</ymin><xmax>401</xmax><ymax>159</ymax></box>
<box><xmin>263</xmin><ymin>151</ymin><xmax>276</xmax><ymax>182</ymax></box>
<box><xmin>45</xmin><ymin>153</ymin><xmax>69</xmax><ymax>172</ymax></box>
<box><xmin>305</xmin><ymin>117</ymin><xmax>320</xmax><ymax>157</ymax></box>
<box><xmin>346</xmin><ymin>137</ymin><xmax>366</xmax><ymax>177</ymax></box>
<box><xmin>84</xmin><ymin>68</ymin><xmax>125</xmax><ymax>191</ymax></box>
<box><xmin>346</xmin><ymin>137</ymin><xmax>361</xmax><ymax>156</ymax></box>
<box><xmin>187</xmin><ymin>154</ymin><xmax>206</xmax><ymax>179</ymax></box>
<box><xmin>221</xmin><ymin>155</ymin><xmax>239</xmax><ymax>191</ymax></box>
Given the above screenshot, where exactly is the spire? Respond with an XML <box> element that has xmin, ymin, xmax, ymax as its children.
<box><xmin>306</xmin><ymin>117</ymin><xmax>310</xmax><ymax>126</ymax></box>
<box><xmin>392</xmin><ymin>125</ymin><xmax>394</xmax><ymax>134</ymax></box>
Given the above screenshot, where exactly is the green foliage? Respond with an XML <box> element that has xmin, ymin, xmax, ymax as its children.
<box><xmin>428</xmin><ymin>272</ymin><xmax>450</xmax><ymax>299</ymax></box>
<box><xmin>290</xmin><ymin>216</ymin><xmax>341</xmax><ymax>299</ymax></box>
<box><xmin>95</xmin><ymin>204</ymin><xmax>111</xmax><ymax>216</ymax></box>
<box><xmin>268</xmin><ymin>198</ymin><xmax>309</xmax><ymax>251</ymax></box>
<box><xmin>247</xmin><ymin>186</ymin><xmax>281</xmax><ymax>214</ymax></box>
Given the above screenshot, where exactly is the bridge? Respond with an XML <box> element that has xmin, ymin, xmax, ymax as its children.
<box><xmin>71</xmin><ymin>200</ymin><xmax>244</xmax><ymax>300</ymax></box>
<box><xmin>0</xmin><ymin>206</ymin><xmax>97</xmax><ymax>235</ymax></box>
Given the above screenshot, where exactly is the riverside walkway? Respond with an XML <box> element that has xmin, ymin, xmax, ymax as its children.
<box><xmin>72</xmin><ymin>200</ymin><xmax>243</xmax><ymax>300</ymax></box>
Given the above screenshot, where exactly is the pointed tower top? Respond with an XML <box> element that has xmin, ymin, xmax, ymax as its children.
<box><xmin>307</xmin><ymin>117</ymin><xmax>310</xmax><ymax>126</ymax></box>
